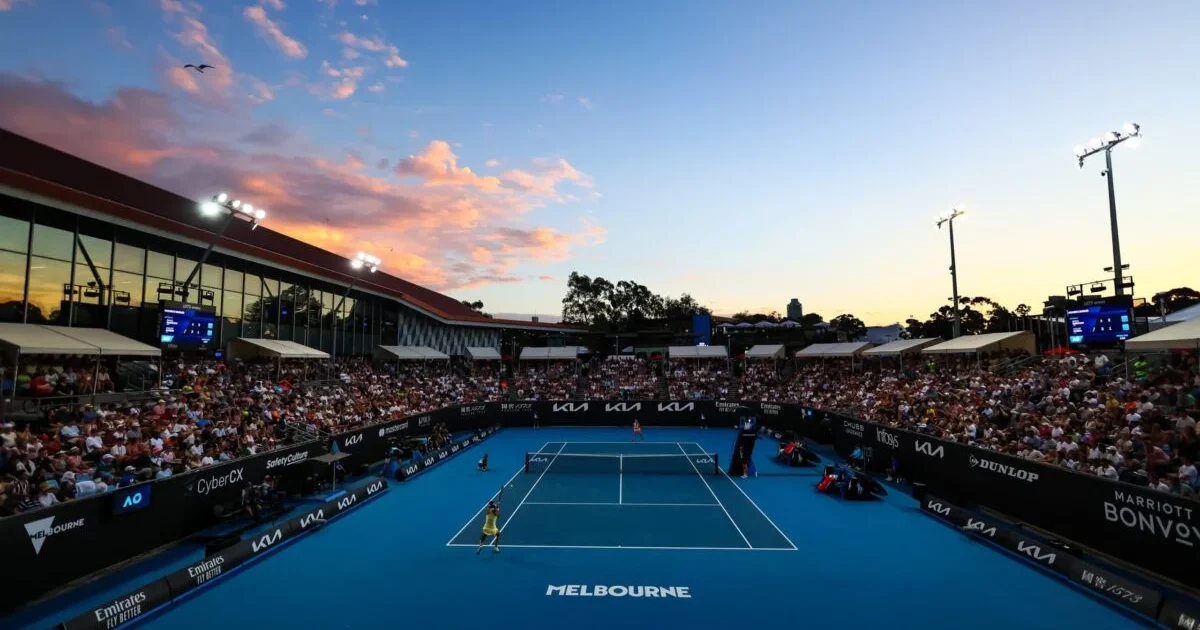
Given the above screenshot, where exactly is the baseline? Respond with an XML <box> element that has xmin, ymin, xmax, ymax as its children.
<box><xmin>443</xmin><ymin>543</ymin><xmax>795</xmax><ymax>551</ymax></box>
<box><xmin>522</xmin><ymin>501</ymin><xmax>720</xmax><ymax>507</ymax></box>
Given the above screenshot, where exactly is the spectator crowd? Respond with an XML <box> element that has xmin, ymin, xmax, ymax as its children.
<box><xmin>3</xmin><ymin>349</ymin><xmax>1198</xmax><ymax>517</ymax></box>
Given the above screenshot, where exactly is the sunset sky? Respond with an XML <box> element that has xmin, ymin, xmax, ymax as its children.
<box><xmin>0</xmin><ymin>0</ymin><xmax>1197</xmax><ymax>325</ymax></box>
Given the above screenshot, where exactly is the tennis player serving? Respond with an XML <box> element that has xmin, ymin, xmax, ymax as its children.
<box><xmin>477</xmin><ymin>500</ymin><xmax>502</xmax><ymax>554</ymax></box>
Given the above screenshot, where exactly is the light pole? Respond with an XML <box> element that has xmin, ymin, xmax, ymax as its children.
<box><xmin>1074</xmin><ymin>123</ymin><xmax>1141</xmax><ymax>296</ymax></box>
<box><xmin>330</xmin><ymin>252</ymin><xmax>381</xmax><ymax>359</ymax></box>
<box><xmin>179</xmin><ymin>193</ymin><xmax>266</xmax><ymax>303</ymax></box>
<box><xmin>935</xmin><ymin>205</ymin><xmax>967</xmax><ymax>338</ymax></box>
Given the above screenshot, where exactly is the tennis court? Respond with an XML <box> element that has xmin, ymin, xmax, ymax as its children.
<box><xmin>446</xmin><ymin>441</ymin><xmax>796</xmax><ymax>550</ymax></box>
<box><xmin>16</xmin><ymin>427</ymin><xmax>1147</xmax><ymax>630</ymax></box>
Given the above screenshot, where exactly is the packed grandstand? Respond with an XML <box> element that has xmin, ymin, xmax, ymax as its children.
<box><xmin>3</xmin><ymin>348</ymin><xmax>1197</xmax><ymax>516</ymax></box>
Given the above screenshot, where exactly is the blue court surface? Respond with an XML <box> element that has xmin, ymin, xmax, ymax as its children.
<box><xmin>22</xmin><ymin>427</ymin><xmax>1148</xmax><ymax>630</ymax></box>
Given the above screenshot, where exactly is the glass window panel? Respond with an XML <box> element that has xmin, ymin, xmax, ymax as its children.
<box><xmin>113</xmin><ymin>243</ymin><xmax>145</xmax><ymax>273</ymax></box>
<box><xmin>26</xmin><ymin>257</ymin><xmax>72</xmax><ymax>323</ymax></box>
<box><xmin>31</xmin><ymin>224</ymin><xmax>74</xmax><ymax>261</ymax></box>
<box><xmin>76</xmin><ymin>234</ymin><xmax>112</xmax><ymax>269</ymax></box>
<box><xmin>174</xmin><ymin>257</ymin><xmax>197</xmax><ymax>283</ymax></box>
<box><xmin>307</xmin><ymin>290</ymin><xmax>323</xmax><ymax>327</ymax></box>
<box><xmin>222</xmin><ymin>291</ymin><xmax>242</xmax><ymax>320</ymax></box>
<box><xmin>242</xmin><ymin>320</ymin><xmax>261</xmax><ymax>339</ymax></box>
<box><xmin>0</xmin><ymin>215</ymin><xmax>30</xmax><ymax>253</ymax></box>
<box><xmin>243</xmin><ymin>292</ymin><xmax>262</xmax><ymax>323</ymax></box>
<box><xmin>111</xmin><ymin>271</ymin><xmax>142</xmax><ymax>308</ymax></box>
<box><xmin>243</xmin><ymin>273</ymin><xmax>261</xmax><ymax>297</ymax></box>
<box><xmin>201</xmin><ymin>263</ymin><xmax>222</xmax><ymax>289</ymax></box>
<box><xmin>146</xmin><ymin>251</ymin><xmax>173</xmax><ymax>279</ymax></box>
<box><xmin>220</xmin><ymin>316</ymin><xmax>241</xmax><ymax>346</ymax></box>
<box><xmin>224</xmin><ymin>268</ymin><xmax>243</xmax><ymax>293</ymax></box>
<box><xmin>0</xmin><ymin>250</ymin><xmax>28</xmax><ymax>322</ymax></box>
<box><xmin>262</xmin><ymin>276</ymin><xmax>278</xmax><ymax>298</ymax></box>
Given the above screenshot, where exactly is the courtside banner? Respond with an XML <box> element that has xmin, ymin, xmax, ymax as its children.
<box><xmin>60</xmin><ymin>579</ymin><xmax>171</xmax><ymax>630</ymax></box>
<box><xmin>920</xmin><ymin>495</ymin><xmax>1163</xmax><ymax>620</ymax></box>
<box><xmin>1159</xmin><ymin>597</ymin><xmax>1200</xmax><ymax>630</ymax></box>
<box><xmin>830</xmin><ymin>413</ymin><xmax>1200</xmax><ymax>587</ymax></box>
<box><xmin>0</xmin><ymin>439</ymin><xmax>320</xmax><ymax>613</ymax></box>
<box><xmin>164</xmin><ymin>546</ymin><xmax>245</xmax><ymax>600</ymax></box>
<box><xmin>396</xmin><ymin>426</ymin><xmax>499</xmax><ymax>480</ymax></box>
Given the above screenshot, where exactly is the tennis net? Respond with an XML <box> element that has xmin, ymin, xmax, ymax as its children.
<box><xmin>524</xmin><ymin>452</ymin><xmax>720</xmax><ymax>475</ymax></box>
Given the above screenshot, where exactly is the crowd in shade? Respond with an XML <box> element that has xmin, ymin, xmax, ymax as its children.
<box><xmin>1</xmin><ymin>350</ymin><xmax>1197</xmax><ymax>516</ymax></box>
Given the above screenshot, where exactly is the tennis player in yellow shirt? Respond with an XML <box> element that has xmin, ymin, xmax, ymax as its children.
<box><xmin>476</xmin><ymin>500</ymin><xmax>502</xmax><ymax>555</ymax></box>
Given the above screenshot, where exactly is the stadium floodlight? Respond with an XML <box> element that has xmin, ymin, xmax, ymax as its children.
<box><xmin>179</xmin><ymin>193</ymin><xmax>269</xmax><ymax>302</ymax></box>
<box><xmin>1073</xmin><ymin>122</ymin><xmax>1142</xmax><ymax>296</ymax></box>
<box><xmin>333</xmin><ymin>252</ymin><xmax>384</xmax><ymax>358</ymax></box>
<box><xmin>935</xmin><ymin>206</ymin><xmax>968</xmax><ymax>339</ymax></box>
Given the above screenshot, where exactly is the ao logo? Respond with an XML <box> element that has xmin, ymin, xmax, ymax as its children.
<box><xmin>122</xmin><ymin>492</ymin><xmax>144</xmax><ymax>508</ymax></box>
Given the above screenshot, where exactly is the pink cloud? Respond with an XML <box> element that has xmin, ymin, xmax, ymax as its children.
<box><xmin>538</xmin><ymin>275</ymin><xmax>555</xmax><ymax>282</ymax></box>
<box><xmin>395</xmin><ymin>140</ymin><xmax>502</xmax><ymax>191</ymax></box>
<box><xmin>485</xmin><ymin>159</ymin><xmax>500</xmax><ymax>167</ymax></box>
<box><xmin>261</xmin><ymin>0</ymin><xmax>286</xmax><ymax>10</ymax></box>
<box><xmin>0</xmin><ymin>73</ymin><xmax>604</xmax><ymax>293</ymax></box>
<box><xmin>244</xmin><ymin>5</ymin><xmax>307</xmax><ymax>59</ymax></box>
<box><xmin>337</xmin><ymin>30</ymin><xmax>408</xmax><ymax>68</ymax></box>
<box><xmin>499</xmin><ymin>158</ymin><xmax>593</xmax><ymax>199</ymax></box>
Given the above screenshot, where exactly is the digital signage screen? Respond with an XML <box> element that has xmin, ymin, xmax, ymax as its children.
<box><xmin>1067</xmin><ymin>305</ymin><xmax>1132</xmax><ymax>345</ymax></box>
<box><xmin>160</xmin><ymin>305</ymin><xmax>216</xmax><ymax>350</ymax></box>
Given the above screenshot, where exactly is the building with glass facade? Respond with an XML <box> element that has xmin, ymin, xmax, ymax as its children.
<box><xmin>0</xmin><ymin>130</ymin><xmax>582</xmax><ymax>355</ymax></box>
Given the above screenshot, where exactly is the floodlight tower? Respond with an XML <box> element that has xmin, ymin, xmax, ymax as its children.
<box><xmin>1073</xmin><ymin>123</ymin><xmax>1142</xmax><ymax>296</ymax></box>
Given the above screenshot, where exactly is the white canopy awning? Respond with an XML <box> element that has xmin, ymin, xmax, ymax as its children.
<box><xmin>465</xmin><ymin>346</ymin><xmax>502</xmax><ymax>360</ymax></box>
<box><xmin>862</xmin><ymin>338</ymin><xmax>941</xmax><ymax>356</ymax></box>
<box><xmin>520</xmin><ymin>346</ymin><xmax>583</xmax><ymax>360</ymax></box>
<box><xmin>922</xmin><ymin>331</ymin><xmax>1034</xmax><ymax>355</ymax></box>
<box><xmin>1125</xmin><ymin>319</ymin><xmax>1200</xmax><ymax>352</ymax></box>
<box><xmin>795</xmin><ymin>342</ymin><xmax>873</xmax><ymax>358</ymax></box>
<box><xmin>0</xmin><ymin>324</ymin><xmax>160</xmax><ymax>357</ymax></box>
<box><xmin>667</xmin><ymin>345</ymin><xmax>728</xmax><ymax>359</ymax></box>
<box><xmin>379</xmin><ymin>345</ymin><xmax>450</xmax><ymax>360</ymax></box>
<box><xmin>230</xmin><ymin>338</ymin><xmax>330</xmax><ymax>359</ymax></box>
<box><xmin>745</xmin><ymin>344</ymin><xmax>785</xmax><ymax>359</ymax></box>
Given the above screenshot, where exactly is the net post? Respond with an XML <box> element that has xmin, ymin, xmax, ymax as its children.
<box><xmin>620</xmin><ymin>454</ymin><xmax>624</xmax><ymax>474</ymax></box>
<box><xmin>524</xmin><ymin>452</ymin><xmax>530</xmax><ymax>473</ymax></box>
<box><xmin>713</xmin><ymin>453</ymin><xmax>719</xmax><ymax>475</ymax></box>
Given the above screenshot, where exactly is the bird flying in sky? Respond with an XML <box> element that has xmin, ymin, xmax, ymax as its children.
<box><xmin>183</xmin><ymin>64</ymin><xmax>214</xmax><ymax>73</ymax></box>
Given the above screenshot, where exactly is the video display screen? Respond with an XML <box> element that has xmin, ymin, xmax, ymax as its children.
<box><xmin>1067</xmin><ymin>305</ymin><xmax>1132</xmax><ymax>345</ymax></box>
<box><xmin>160</xmin><ymin>305</ymin><xmax>216</xmax><ymax>349</ymax></box>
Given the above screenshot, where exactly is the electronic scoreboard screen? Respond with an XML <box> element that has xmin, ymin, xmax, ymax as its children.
<box><xmin>159</xmin><ymin>305</ymin><xmax>216</xmax><ymax>350</ymax></box>
<box><xmin>1066</xmin><ymin>305</ymin><xmax>1132</xmax><ymax>345</ymax></box>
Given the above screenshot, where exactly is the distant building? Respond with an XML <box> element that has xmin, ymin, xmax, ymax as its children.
<box><xmin>786</xmin><ymin>299</ymin><xmax>803</xmax><ymax>321</ymax></box>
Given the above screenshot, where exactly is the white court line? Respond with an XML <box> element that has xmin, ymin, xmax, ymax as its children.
<box><xmin>692</xmin><ymin>442</ymin><xmax>799</xmax><ymax>551</ymax></box>
<box><xmin>498</xmin><ymin>442</ymin><xmax>567</xmax><ymax>535</ymax></box>
<box><xmin>444</xmin><ymin>543</ymin><xmax>795</xmax><ymax>551</ymax></box>
<box><xmin>677</xmin><ymin>443</ymin><xmax>752</xmax><ymax>549</ymax></box>
<box><xmin>523</xmin><ymin>502</ymin><xmax>721</xmax><ymax>507</ymax></box>
<box><xmin>444</xmin><ymin>441</ymin><xmax>549</xmax><ymax>546</ymax></box>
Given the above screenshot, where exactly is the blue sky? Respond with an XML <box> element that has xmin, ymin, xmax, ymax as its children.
<box><xmin>0</xmin><ymin>0</ymin><xmax>1197</xmax><ymax>324</ymax></box>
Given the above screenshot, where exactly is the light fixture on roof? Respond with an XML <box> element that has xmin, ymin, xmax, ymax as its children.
<box><xmin>1073</xmin><ymin>122</ymin><xmax>1142</xmax><ymax>298</ymax></box>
